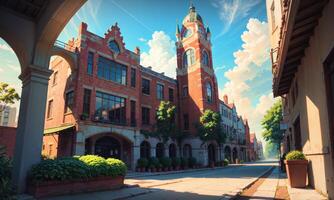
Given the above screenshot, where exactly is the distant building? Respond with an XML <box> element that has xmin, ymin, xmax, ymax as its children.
<box><xmin>249</xmin><ymin>133</ymin><xmax>257</xmax><ymax>161</ymax></box>
<box><xmin>0</xmin><ymin>105</ymin><xmax>17</xmax><ymax>127</ymax></box>
<box><xmin>266</xmin><ymin>0</ymin><xmax>334</xmax><ymax>198</ymax></box>
<box><xmin>256</xmin><ymin>141</ymin><xmax>263</xmax><ymax>160</ymax></box>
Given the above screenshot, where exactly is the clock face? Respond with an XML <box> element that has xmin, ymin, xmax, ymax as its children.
<box><xmin>182</xmin><ymin>28</ymin><xmax>192</xmax><ymax>38</ymax></box>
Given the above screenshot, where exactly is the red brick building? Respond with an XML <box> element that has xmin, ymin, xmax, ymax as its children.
<box><xmin>43</xmin><ymin>5</ymin><xmax>249</xmax><ymax>169</ymax></box>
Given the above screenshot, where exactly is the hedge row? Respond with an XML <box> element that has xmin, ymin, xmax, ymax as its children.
<box><xmin>29</xmin><ymin>155</ymin><xmax>127</xmax><ymax>183</ymax></box>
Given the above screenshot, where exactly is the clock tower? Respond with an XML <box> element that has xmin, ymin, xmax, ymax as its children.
<box><xmin>176</xmin><ymin>4</ymin><xmax>219</xmax><ymax>135</ymax></box>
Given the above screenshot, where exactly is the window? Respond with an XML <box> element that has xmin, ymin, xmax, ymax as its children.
<box><xmin>206</xmin><ymin>82</ymin><xmax>213</xmax><ymax>103</ymax></box>
<box><xmin>47</xmin><ymin>100</ymin><xmax>53</xmax><ymax>118</ymax></box>
<box><xmin>156</xmin><ymin>143</ymin><xmax>165</xmax><ymax>158</ymax></box>
<box><xmin>140</xmin><ymin>141</ymin><xmax>151</xmax><ymax>159</ymax></box>
<box><xmin>168</xmin><ymin>88</ymin><xmax>174</xmax><ymax>102</ymax></box>
<box><xmin>182</xmin><ymin>28</ymin><xmax>192</xmax><ymax>38</ymax></box>
<box><xmin>183</xmin><ymin>49</ymin><xmax>195</xmax><ymax>68</ymax></box>
<box><xmin>97</xmin><ymin>56</ymin><xmax>127</xmax><ymax>85</ymax></box>
<box><xmin>95</xmin><ymin>91</ymin><xmax>126</xmax><ymax>124</ymax></box>
<box><xmin>131</xmin><ymin>68</ymin><xmax>136</xmax><ymax>87</ymax></box>
<box><xmin>130</xmin><ymin>100</ymin><xmax>136</xmax><ymax>127</ymax></box>
<box><xmin>142</xmin><ymin>78</ymin><xmax>150</xmax><ymax>95</ymax></box>
<box><xmin>270</xmin><ymin>1</ymin><xmax>276</xmax><ymax>31</ymax></box>
<box><xmin>183</xmin><ymin>86</ymin><xmax>188</xmax><ymax>97</ymax></box>
<box><xmin>108</xmin><ymin>40</ymin><xmax>120</xmax><ymax>54</ymax></box>
<box><xmin>83</xmin><ymin>89</ymin><xmax>91</xmax><ymax>115</ymax></box>
<box><xmin>87</xmin><ymin>52</ymin><xmax>94</xmax><ymax>75</ymax></box>
<box><xmin>183</xmin><ymin>144</ymin><xmax>192</xmax><ymax>158</ymax></box>
<box><xmin>202</xmin><ymin>51</ymin><xmax>209</xmax><ymax>66</ymax></box>
<box><xmin>48</xmin><ymin>144</ymin><xmax>53</xmax><ymax>157</ymax></box>
<box><xmin>53</xmin><ymin>71</ymin><xmax>58</xmax><ymax>85</ymax></box>
<box><xmin>142</xmin><ymin>107</ymin><xmax>150</xmax><ymax>125</ymax></box>
<box><xmin>157</xmin><ymin>84</ymin><xmax>164</xmax><ymax>100</ymax></box>
<box><xmin>184</xmin><ymin>114</ymin><xmax>189</xmax><ymax>130</ymax></box>
<box><xmin>65</xmin><ymin>91</ymin><xmax>74</xmax><ymax>113</ymax></box>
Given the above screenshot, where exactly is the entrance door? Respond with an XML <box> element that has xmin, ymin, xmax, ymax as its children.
<box><xmin>324</xmin><ymin>48</ymin><xmax>334</xmax><ymax>164</ymax></box>
<box><xmin>208</xmin><ymin>144</ymin><xmax>216</xmax><ymax>163</ymax></box>
<box><xmin>95</xmin><ymin>136</ymin><xmax>121</xmax><ymax>159</ymax></box>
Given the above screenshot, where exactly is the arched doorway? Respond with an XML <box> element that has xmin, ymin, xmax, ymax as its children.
<box><xmin>140</xmin><ymin>141</ymin><xmax>151</xmax><ymax>159</ymax></box>
<box><xmin>94</xmin><ymin>136</ymin><xmax>121</xmax><ymax>159</ymax></box>
<box><xmin>232</xmin><ymin>147</ymin><xmax>238</xmax><ymax>163</ymax></box>
<box><xmin>156</xmin><ymin>143</ymin><xmax>165</xmax><ymax>158</ymax></box>
<box><xmin>208</xmin><ymin>144</ymin><xmax>216</xmax><ymax>164</ymax></box>
<box><xmin>224</xmin><ymin>146</ymin><xmax>231</xmax><ymax>162</ymax></box>
<box><xmin>183</xmin><ymin>144</ymin><xmax>192</xmax><ymax>158</ymax></box>
<box><xmin>169</xmin><ymin>143</ymin><xmax>177</xmax><ymax>158</ymax></box>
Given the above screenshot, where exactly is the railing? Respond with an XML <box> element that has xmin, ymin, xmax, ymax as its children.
<box><xmin>54</xmin><ymin>40</ymin><xmax>76</xmax><ymax>52</ymax></box>
<box><xmin>91</xmin><ymin>114</ymin><xmax>129</xmax><ymax>127</ymax></box>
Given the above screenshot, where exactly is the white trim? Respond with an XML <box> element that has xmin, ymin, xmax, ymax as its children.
<box><xmin>83</xmin><ymin>85</ymin><xmax>93</xmax><ymax>90</ymax></box>
<box><xmin>141</xmin><ymin>104</ymin><xmax>152</xmax><ymax>108</ymax></box>
<box><xmin>141</xmin><ymin>76</ymin><xmax>152</xmax><ymax>81</ymax></box>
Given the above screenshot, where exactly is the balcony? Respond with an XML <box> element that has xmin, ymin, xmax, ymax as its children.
<box><xmin>91</xmin><ymin>114</ymin><xmax>132</xmax><ymax>127</ymax></box>
<box><xmin>272</xmin><ymin>0</ymin><xmax>328</xmax><ymax>97</ymax></box>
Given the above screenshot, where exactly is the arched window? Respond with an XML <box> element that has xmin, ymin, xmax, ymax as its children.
<box><xmin>95</xmin><ymin>136</ymin><xmax>121</xmax><ymax>159</ymax></box>
<box><xmin>183</xmin><ymin>49</ymin><xmax>195</xmax><ymax>68</ymax></box>
<box><xmin>206</xmin><ymin>82</ymin><xmax>213</xmax><ymax>103</ymax></box>
<box><xmin>183</xmin><ymin>144</ymin><xmax>192</xmax><ymax>158</ymax></box>
<box><xmin>202</xmin><ymin>51</ymin><xmax>209</xmax><ymax>66</ymax></box>
<box><xmin>140</xmin><ymin>141</ymin><xmax>151</xmax><ymax>159</ymax></box>
<box><xmin>169</xmin><ymin>143</ymin><xmax>177</xmax><ymax>158</ymax></box>
<box><xmin>156</xmin><ymin>143</ymin><xmax>165</xmax><ymax>158</ymax></box>
<box><xmin>108</xmin><ymin>40</ymin><xmax>120</xmax><ymax>54</ymax></box>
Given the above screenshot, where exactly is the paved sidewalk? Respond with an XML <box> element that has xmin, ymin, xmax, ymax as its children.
<box><xmin>279</xmin><ymin>173</ymin><xmax>327</xmax><ymax>200</ymax></box>
<box><xmin>249</xmin><ymin>167</ymin><xmax>279</xmax><ymax>199</ymax></box>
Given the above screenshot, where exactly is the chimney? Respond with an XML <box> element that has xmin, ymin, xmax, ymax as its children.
<box><xmin>79</xmin><ymin>22</ymin><xmax>87</xmax><ymax>35</ymax></box>
<box><xmin>134</xmin><ymin>46</ymin><xmax>140</xmax><ymax>55</ymax></box>
<box><xmin>148</xmin><ymin>66</ymin><xmax>152</xmax><ymax>70</ymax></box>
<box><xmin>223</xmin><ymin>95</ymin><xmax>228</xmax><ymax>104</ymax></box>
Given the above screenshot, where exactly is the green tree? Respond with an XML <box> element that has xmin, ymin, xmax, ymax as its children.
<box><xmin>264</xmin><ymin>142</ymin><xmax>279</xmax><ymax>158</ymax></box>
<box><xmin>0</xmin><ymin>82</ymin><xmax>20</xmax><ymax>111</ymax></box>
<box><xmin>143</xmin><ymin>101</ymin><xmax>177</xmax><ymax>144</ymax></box>
<box><xmin>261</xmin><ymin>100</ymin><xmax>284</xmax><ymax>152</ymax></box>
<box><xmin>196</xmin><ymin>109</ymin><xmax>226</xmax><ymax>144</ymax></box>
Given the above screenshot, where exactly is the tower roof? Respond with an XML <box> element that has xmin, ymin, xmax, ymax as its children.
<box><xmin>182</xmin><ymin>4</ymin><xmax>203</xmax><ymax>24</ymax></box>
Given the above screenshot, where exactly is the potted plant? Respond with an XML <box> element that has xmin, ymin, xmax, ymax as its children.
<box><xmin>137</xmin><ymin>158</ymin><xmax>148</xmax><ymax>172</ymax></box>
<box><xmin>149</xmin><ymin>157</ymin><xmax>160</xmax><ymax>173</ymax></box>
<box><xmin>181</xmin><ymin>157</ymin><xmax>189</xmax><ymax>170</ymax></box>
<box><xmin>223</xmin><ymin>159</ymin><xmax>229</xmax><ymax>167</ymax></box>
<box><xmin>172</xmin><ymin>157</ymin><xmax>181</xmax><ymax>170</ymax></box>
<box><xmin>284</xmin><ymin>150</ymin><xmax>308</xmax><ymax>188</ymax></box>
<box><xmin>159</xmin><ymin>157</ymin><xmax>171</xmax><ymax>171</ymax></box>
<box><xmin>188</xmin><ymin>157</ymin><xmax>197</xmax><ymax>168</ymax></box>
<box><xmin>80</xmin><ymin>113</ymin><xmax>89</xmax><ymax>120</ymax></box>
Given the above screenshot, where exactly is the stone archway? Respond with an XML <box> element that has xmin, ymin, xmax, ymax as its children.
<box><xmin>232</xmin><ymin>147</ymin><xmax>238</xmax><ymax>163</ymax></box>
<box><xmin>140</xmin><ymin>141</ymin><xmax>151</xmax><ymax>159</ymax></box>
<box><xmin>208</xmin><ymin>143</ymin><xmax>216</xmax><ymax>164</ymax></box>
<box><xmin>95</xmin><ymin>136</ymin><xmax>121</xmax><ymax>159</ymax></box>
<box><xmin>169</xmin><ymin>143</ymin><xmax>177</xmax><ymax>158</ymax></box>
<box><xmin>156</xmin><ymin>143</ymin><xmax>165</xmax><ymax>158</ymax></box>
<box><xmin>224</xmin><ymin>146</ymin><xmax>231</xmax><ymax>162</ymax></box>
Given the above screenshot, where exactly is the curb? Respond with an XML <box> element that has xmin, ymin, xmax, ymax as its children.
<box><xmin>126</xmin><ymin>164</ymin><xmax>243</xmax><ymax>179</ymax></box>
<box><xmin>227</xmin><ymin>166</ymin><xmax>275</xmax><ymax>200</ymax></box>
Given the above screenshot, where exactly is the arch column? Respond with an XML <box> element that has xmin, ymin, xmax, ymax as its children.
<box><xmin>75</xmin><ymin>132</ymin><xmax>85</xmax><ymax>155</ymax></box>
<box><xmin>12</xmin><ymin>65</ymin><xmax>52</xmax><ymax>193</ymax></box>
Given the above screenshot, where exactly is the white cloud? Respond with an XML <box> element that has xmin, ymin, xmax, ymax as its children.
<box><xmin>138</xmin><ymin>37</ymin><xmax>147</xmax><ymax>42</ymax></box>
<box><xmin>8</xmin><ymin>64</ymin><xmax>20</xmax><ymax>72</ymax></box>
<box><xmin>140</xmin><ymin>31</ymin><xmax>177</xmax><ymax>78</ymax></box>
<box><xmin>0</xmin><ymin>67</ymin><xmax>3</xmax><ymax>73</ymax></box>
<box><xmin>220</xmin><ymin>18</ymin><xmax>276</xmax><ymax>139</ymax></box>
<box><xmin>213</xmin><ymin>0</ymin><xmax>260</xmax><ymax>36</ymax></box>
<box><xmin>0</xmin><ymin>44</ymin><xmax>14</xmax><ymax>54</ymax></box>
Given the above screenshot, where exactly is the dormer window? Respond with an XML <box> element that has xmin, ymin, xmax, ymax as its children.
<box><xmin>108</xmin><ymin>40</ymin><xmax>120</xmax><ymax>54</ymax></box>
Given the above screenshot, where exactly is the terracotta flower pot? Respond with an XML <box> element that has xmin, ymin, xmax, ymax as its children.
<box><xmin>285</xmin><ymin>160</ymin><xmax>308</xmax><ymax>188</ymax></box>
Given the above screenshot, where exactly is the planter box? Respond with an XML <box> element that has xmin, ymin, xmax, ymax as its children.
<box><xmin>27</xmin><ymin>176</ymin><xmax>124</xmax><ymax>198</ymax></box>
<box><xmin>285</xmin><ymin>160</ymin><xmax>308</xmax><ymax>188</ymax></box>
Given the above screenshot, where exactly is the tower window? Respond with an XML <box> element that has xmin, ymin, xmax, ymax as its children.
<box><xmin>202</xmin><ymin>51</ymin><xmax>209</xmax><ymax>66</ymax></box>
<box><xmin>206</xmin><ymin>82</ymin><xmax>213</xmax><ymax>103</ymax></box>
<box><xmin>183</xmin><ymin>49</ymin><xmax>195</xmax><ymax>68</ymax></box>
<box><xmin>182</xmin><ymin>28</ymin><xmax>193</xmax><ymax>38</ymax></box>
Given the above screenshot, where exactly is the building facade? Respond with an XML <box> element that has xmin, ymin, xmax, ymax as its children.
<box><xmin>266</xmin><ymin>0</ymin><xmax>334</xmax><ymax>198</ymax></box>
<box><xmin>0</xmin><ymin>105</ymin><xmax>17</xmax><ymax>127</ymax></box>
<box><xmin>43</xmin><ymin>5</ymin><xmax>251</xmax><ymax>169</ymax></box>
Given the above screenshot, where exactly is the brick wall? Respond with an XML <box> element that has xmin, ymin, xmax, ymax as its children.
<box><xmin>0</xmin><ymin>126</ymin><xmax>16</xmax><ymax>157</ymax></box>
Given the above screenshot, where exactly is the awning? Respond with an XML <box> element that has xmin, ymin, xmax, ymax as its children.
<box><xmin>44</xmin><ymin>124</ymin><xmax>75</xmax><ymax>135</ymax></box>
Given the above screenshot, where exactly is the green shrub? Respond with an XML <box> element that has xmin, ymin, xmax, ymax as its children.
<box><xmin>149</xmin><ymin>157</ymin><xmax>160</xmax><ymax>168</ymax></box>
<box><xmin>180</xmin><ymin>157</ymin><xmax>189</xmax><ymax>167</ymax></box>
<box><xmin>223</xmin><ymin>159</ymin><xmax>229</xmax><ymax>166</ymax></box>
<box><xmin>29</xmin><ymin>155</ymin><xmax>126</xmax><ymax>183</ymax></box>
<box><xmin>171</xmin><ymin>157</ymin><xmax>181</xmax><ymax>167</ymax></box>
<box><xmin>137</xmin><ymin>158</ymin><xmax>148</xmax><ymax>168</ymax></box>
<box><xmin>159</xmin><ymin>157</ymin><xmax>172</xmax><ymax>167</ymax></box>
<box><xmin>0</xmin><ymin>155</ymin><xmax>16</xmax><ymax>200</ymax></box>
<box><xmin>285</xmin><ymin>150</ymin><xmax>306</xmax><ymax>160</ymax></box>
<box><xmin>188</xmin><ymin>157</ymin><xmax>197</xmax><ymax>167</ymax></box>
<box><xmin>106</xmin><ymin>158</ymin><xmax>127</xmax><ymax>176</ymax></box>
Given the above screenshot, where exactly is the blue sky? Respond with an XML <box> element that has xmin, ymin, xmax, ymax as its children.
<box><xmin>0</xmin><ymin>0</ymin><xmax>276</xmax><ymax>139</ymax></box>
